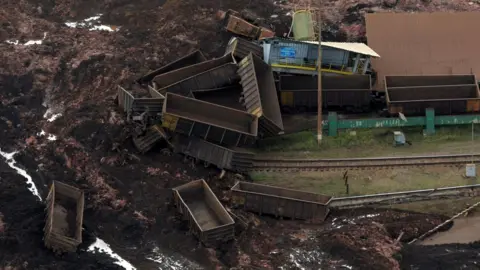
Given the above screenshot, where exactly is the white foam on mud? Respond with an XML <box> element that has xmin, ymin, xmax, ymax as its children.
<box><xmin>65</xmin><ymin>14</ymin><xmax>119</xmax><ymax>32</ymax></box>
<box><xmin>5</xmin><ymin>32</ymin><xmax>47</xmax><ymax>46</ymax></box>
<box><xmin>331</xmin><ymin>213</ymin><xmax>381</xmax><ymax>228</ymax></box>
<box><xmin>147</xmin><ymin>246</ymin><xmax>200</xmax><ymax>270</ymax></box>
<box><xmin>0</xmin><ymin>149</ymin><xmax>41</xmax><ymax>201</ymax></box>
<box><xmin>88</xmin><ymin>238</ymin><xmax>136</xmax><ymax>270</ymax></box>
<box><xmin>280</xmin><ymin>247</ymin><xmax>352</xmax><ymax>269</ymax></box>
<box><xmin>43</xmin><ymin>108</ymin><xmax>62</xmax><ymax>122</ymax></box>
<box><xmin>37</xmin><ymin>130</ymin><xmax>57</xmax><ymax>141</ymax></box>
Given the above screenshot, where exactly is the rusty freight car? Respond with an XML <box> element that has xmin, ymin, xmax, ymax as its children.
<box><xmin>237</xmin><ymin>53</ymin><xmax>284</xmax><ymax>137</ymax></box>
<box><xmin>162</xmin><ymin>93</ymin><xmax>258</xmax><ymax>147</ymax></box>
<box><xmin>219</xmin><ymin>9</ymin><xmax>275</xmax><ymax>40</ymax></box>
<box><xmin>172</xmin><ymin>135</ymin><xmax>254</xmax><ymax>172</ymax></box>
<box><xmin>385</xmin><ymin>75</ymin><xmax>480</xmax><ymax>115</ymax></box>
<box><xmin>173</xmin><ymin>179</ymin><xmax>235</xmax><ymax>246</ymax></box>
<box><xmin>152</xmin><ymin>53</ymin><xmax>236</xmax><ymax>92</ymax></box>
<box><xmin>231</xmin><ymin>181</ymin><xmax>332</xmax><ymax>220</ymax></box>
<box><xmin>156</xmin><ymin>63</ymin><xmax>240</xmax><ymax>97</ymax></box>
<box><xmin>278</xmin><ymin>74</ymin><xmax>372</xmax><ymax>113</ymax></box>
<box><xmin>137</xmin><ymin>50</ymin><xmax>207</xmax><ymax>84</ymax></box>
<box><xmin>44</xmin><ymin>181</ymin><xmax>85</xmax><ymax>253</ymax></box>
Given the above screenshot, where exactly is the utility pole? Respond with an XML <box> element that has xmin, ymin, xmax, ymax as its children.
<box><xmin>316</xmin><ymin>10</ymin><xmax>323</xmax><ymax>145</ymax></box>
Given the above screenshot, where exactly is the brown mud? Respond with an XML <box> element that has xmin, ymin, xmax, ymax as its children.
<box><xmin>1</xmin><ymin>0</ymin><xmax>480</xmax><ymax>269</ymax></box>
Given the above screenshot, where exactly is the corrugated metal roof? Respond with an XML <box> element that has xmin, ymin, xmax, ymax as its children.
<box><xmin>303</xmin><ymin>41</ymin><xmax>380</xmax><ymax>58</ymax></box>
<box><xmin>366</xmin><ymin>12</ymin><xmax>480</xmax><ymax>90</ymax></box>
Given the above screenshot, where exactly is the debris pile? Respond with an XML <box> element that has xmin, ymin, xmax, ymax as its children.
<box><xmin>119</xmin><ymin>29</ymin><xmax>284</xmax><ymax>173</ymax></box>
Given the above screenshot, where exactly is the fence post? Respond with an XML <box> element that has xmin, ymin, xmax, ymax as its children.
<box><xmin>328</xmin><ymin>112</ymin><xmax>338</xmax><ymax>137</ymax></box>
<box><xmin>425</xmin><ymin>108</ymin><xmax>435</xmax><ymax>135</ymax></box>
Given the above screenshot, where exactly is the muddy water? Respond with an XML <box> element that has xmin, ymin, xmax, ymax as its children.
<box><xmin>421</xmin><ymin>216</ymin><xmax>480</xmax><ymax>245</ymax></box>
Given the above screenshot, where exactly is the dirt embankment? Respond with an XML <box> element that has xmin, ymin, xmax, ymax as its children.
<box><xmin>1</xmin><ymin>0</ymin><xmax>480</xmax><ymax>269</ymax></box>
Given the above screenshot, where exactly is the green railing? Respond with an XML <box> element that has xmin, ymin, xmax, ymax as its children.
<box><xmin>325</xmin><ymin>108</ymin><xmax>480</xmax><ymax>136</ymax></box>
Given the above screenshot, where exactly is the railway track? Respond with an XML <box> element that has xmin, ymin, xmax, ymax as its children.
<box><xmin>251</xmin><ymin>154</ymin><xmax>480</xmax><ymax>171</ymax></box>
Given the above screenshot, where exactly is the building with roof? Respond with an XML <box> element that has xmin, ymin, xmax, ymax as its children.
<box><xmin>261</xmin><ymin>38</ymin><xmax>380</xmax><ymax>76</ymax></box>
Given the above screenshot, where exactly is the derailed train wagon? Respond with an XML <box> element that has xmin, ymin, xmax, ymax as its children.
<box><xmin>278</xmin><ymin>74</ymin><xmax>372</xmax><ymax>113</ymax></box>
<box><xmin>152</xmin><ymin>53</ymin><xmax>236</xmax><ymax>91</ymax></box>
<box><xmin>162</xmin><ymin>93</ymin><xmax>258</xmax><ymax>147</ymax></box>
<box><xmin>44</xmin><ymin>181</ymin><xmax>85</xmax><ymax>253</ymax></box>
<box><xmin>385</xmin><ymin>75</ymin><xmax>480</xmax><ymax>115</ymax></box>
<box><xmin>220</xmin><ymin>9</ymin><xmax>275</xmax><ymax>40</ymax></box>
<box><xmin>237</xmin><ymin>53</ymin><xmax>284</xmax><ymax>137</ymax></box>
<box><xmin>231</xmin><ymin>181</ymin><xmax>332</xmax><ymax>221</ymax></box>
<box><xmin>117</xmin><ymin>86</ymin><xmax>164</xmax><ymax>115</ymax></box>
<box><xmin>173</xmin><ymin>179</ymin><xmax>235</xmax><ymax>246</ymax></box>
<box><xmin>156</xmin><ymin>63</ymin><xmax>240</xmax><ymax>97</ymax></box>
<box><xmin>137</xmin><ymin>50</ymin><xmax>207</xmax><ymax>84</ymax></box>
<box><xmin>172</xmin><ymin>135</ymin><xmax>254</xmax><ymax>172</ymax></box>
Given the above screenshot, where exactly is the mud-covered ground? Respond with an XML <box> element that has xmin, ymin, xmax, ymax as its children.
<box><xmin>2</xmin><ymin>0</ymin><xmax>480</xmax><ymax>269</ymax></box>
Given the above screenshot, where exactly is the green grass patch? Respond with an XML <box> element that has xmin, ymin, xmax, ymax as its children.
<box><xmin>249</xmin><ymin>167</ymin><xmax>478</xmax><ymax>197</ymax></box>
<box><xmin>252</xmin><ymin>126</ymin><xmax>479</xmax><ymax>158</ymax></box>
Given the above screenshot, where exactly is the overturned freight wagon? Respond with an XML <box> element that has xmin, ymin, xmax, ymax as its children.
<box><xmin>172</xmin><ymin>135</ymin><xmax>254</xmax><ymax>172</ymax></box>
<box><xmin>279</xmin><ymin>74</ymin><xmax>372</xmax><ymax>113</ymax></box>
<box><xmin>237</xmin><ymin>53</ymin><xmax>284</xmax><ymax>136</ymax></box>
<box><xmin>173</xmin><ymin>179</ymin><xmax>235</xmax><ymax>246</ymax></box>
<box><xmin>385</xmin><ymin>75</ymin><xmax>480</xmax><ymax>115</ymax></box>
<box><xmin>231</xmin><ymin>181</ymin><xmax>332</xmax><ymax>220</ymax></box>
<box><xmin>156</xmin><ymin>63</ymin><xmax>240</xmax><ymax>97</ymax></box>
<box><xmin>137</xmin><ymin>50</ymin><xmax>207</xmax><ymax>84</ymax></box>
<box><xmin>44</xmin><ymin>181</ymin><xmax>85</xmax><ymax>253</ymax></box>
<box><xmin>225</xmin><ymin>37</ymin><xmax>263</xmax><ymax>61</ymax></box>
<box><xmin>152</xmin><ymin>53</ymin><xmax>236</xmax><ymax>92</ymax></box>
<box><xmin>219</xmin><ymin>9</ymin><xmax>275</xmax><ymax>40</ymax></box>
<box><xmin>162</xmin><ymin>93</ymin><xmax>258</xmax><ymax>147</ymax></box>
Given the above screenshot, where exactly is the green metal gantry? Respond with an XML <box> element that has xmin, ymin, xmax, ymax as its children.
<box><xmin>325</xmin><ymin>108</ymin><xmax>480</xmax><ymax>136</ymax></box>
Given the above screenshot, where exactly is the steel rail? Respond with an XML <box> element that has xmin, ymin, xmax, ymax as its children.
<box><xmin>250</xmin><ymin>153</ymin><xmax>480</xmax><ymax>171</ymax></box>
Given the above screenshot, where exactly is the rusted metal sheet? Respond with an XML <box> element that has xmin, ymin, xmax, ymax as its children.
<box><xmin>153</xmin><ymin>53</ymin><xmax>236</xmax><ymax>90</ymax></box>
<box><xmin>173</xmin><ymin>180</ymin><xmax>235</xmax><ymax>246</ymax></box>
<box><xmin>231</xmin><ymin>181</ymin><xmax>332</xmax><ymax>220</ymax></box>
<box><xmin>172</xmin><ymin>135</ymin><xmax>254</xmax><ymax>172</ymax></box>
<box><xmin>162</xmin><ymin>93</ymin><xmax>257</xmax><ymax>147</ymax></box>
<box><xmin>225</xmin><ymin>37</ymin><xmax>263</xmax><ymax>60</ymax></box>
<box><xmin>237</xmin><ymin>53</ymin><xmax>284</xmax><ymax>137</ymax></box>
<box><xmin>137</xmin><ymin>50</ymin><xmax>207</xmax><ymax>84</ymax></box>
<box><xmin>385</xmin><ymin>75</ymin><xmax>480</xmax><ymax>115</ymax></box>
<box><xmin>366</xmin><ymin>12</ymin><xmax>480</xmax><ymax>90</ymax></box>
<box><xmin>44</xmin><ymin>181</ymin><xmax>84</xmax><ymax>253</ymax></box>
<box><xmin>157</xmin><ymin>63</ymin><xmax>240</xmax><ymax>96</ymax></box>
